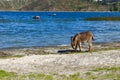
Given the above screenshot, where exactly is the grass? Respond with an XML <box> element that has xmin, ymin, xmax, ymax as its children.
<box><xmin>0</xmin><ymin>70</ymin><xmax>54</xmax><ymax>80</ymax></box>
<box><xmin>0</xmin><ymin>70</ymin><xmax>16</xmax><ymax>80</ymax></box>
<box><xmin>0</xmin><ymin>51</ymin><xmax>23</xmax><ymax>59</ymax></box>
<box><xmin>91</xmin><ymin>66</ymin><xmax>120</xmax><ymax>72</ymax></box>
<box><xmin>85</xmin><ymin>67</ymin><xmax>120</xmax><ymax>80</ymax></box>
<box><xmin>67</xmin><ymin>73</ymin><xmax>83</xmax><ymax>80</ymax></box>
<box><xmin>0</xmin><ymin>70</ymin><xmax>83</xmax><ymax>80</ymax></box>
<box><xmin>85</xmin><ymin>17</ymin><xmax>120</xmax><ymax>21</ymax></box>
<box><xmin>0</xmin><ymin>55</ymin><xmax>24</xmax><ymax>59</ymax></box>
<box><xmin>0</xmin><ymin>66</ymin><xmax>120</xmax><ymax>80</ymax></box>
<box><xmin>24</xmin><ymin>73</ymin><xmax>53</xmax><ymax>80</ymax></box>
<box><xmin>102</xmin><ymin>73</ymin><xmax>120</xmax><ymax>80</ymax></box>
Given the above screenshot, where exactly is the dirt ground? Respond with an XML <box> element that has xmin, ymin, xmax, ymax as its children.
<box><xmin>0</xmin><ymin>42</ymin><xmax>119</xmax><ymax>76</ymax></box>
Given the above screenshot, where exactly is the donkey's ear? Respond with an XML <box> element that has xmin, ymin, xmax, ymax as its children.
<box><xmin>71</xmin><ymin>36</ymin><xmax>73</xmax><ymax>40</ymax></box>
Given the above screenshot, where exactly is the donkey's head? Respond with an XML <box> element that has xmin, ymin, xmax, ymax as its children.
<box><xmin>71</xmin><ymin>36</ymin><xmax>75</xmax><ymax>49</ymax></box>
<box><xmin>71</xmin><ymin>34</ymin><xmax>78</xmax><ymax>49</ymax></box>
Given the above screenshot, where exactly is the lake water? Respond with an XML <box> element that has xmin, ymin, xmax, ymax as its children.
<box><xmin>0</xmin><ymin>11</ymin><xmax>120</xmax><ymax>49</ymax></box>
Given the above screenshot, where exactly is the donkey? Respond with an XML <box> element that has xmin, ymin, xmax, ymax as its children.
<box><xmin>71</xmin><ymin>31</ymin><xmax>94</xmax><ymax>52</ymax></box>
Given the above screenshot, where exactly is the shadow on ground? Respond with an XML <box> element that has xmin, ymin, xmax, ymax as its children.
<box><xmin>57</xmin><ymin>49</ymin><xmax>83</xmax><ymax>54</ymax></box>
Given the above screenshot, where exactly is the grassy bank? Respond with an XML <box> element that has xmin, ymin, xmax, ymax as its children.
<box><xmin>0</xmin><ymin>66</ymin><xmax>120</xmax><ymax>80</ymax></box>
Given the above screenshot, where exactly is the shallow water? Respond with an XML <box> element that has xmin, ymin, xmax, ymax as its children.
<box><xmin>0</xmin><ymin>11</ymin><xmax>120</xmax><ymax>48</ymax></box>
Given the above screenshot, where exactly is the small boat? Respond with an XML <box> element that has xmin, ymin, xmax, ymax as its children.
<box><xmin>48</xmin><ymin>13</ymin><xmax>56</xmax><ymax>16</ymax></box>
<box><xmin>33</xmin><ymin>16</ymin><xmax>40</xmax><ymax>19</ymax></box>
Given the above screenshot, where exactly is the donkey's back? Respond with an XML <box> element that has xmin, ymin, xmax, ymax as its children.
<box><xmin>79</xmin><ymin>31</ymin><xmax>94</xmax><ymax>43</ymax></box>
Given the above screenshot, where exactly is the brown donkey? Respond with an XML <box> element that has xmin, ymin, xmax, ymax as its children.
<box><xmin>71</xmin><ymin>31</ymin><xmax>94</xmax><ymax>52</ymax></box>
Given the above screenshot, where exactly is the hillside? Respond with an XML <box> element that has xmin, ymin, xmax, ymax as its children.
<box><xmin>0</xmin><ymin>0</ymin><xmax>31</xmax><ymax>10</ymax></box>
<box><xmin>19</xmin><ymin>0</ymin><xmax>109</xmax><ymax>11</ymax></box>
<box><xmin>0</xmin><ymin>0</ymin><xmax>111</xmax><ymax>11</ymax></box>
<box><xmin>0</xmin><ymin>0</ymin><xmax>120</xmax><ymax>11</ymax></box>
<box><xmin>0</xmin><ymin>1</ymin><xmax>12</xmax><ymax>10</ymax></box>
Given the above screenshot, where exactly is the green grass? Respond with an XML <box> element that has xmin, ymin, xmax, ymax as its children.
<box><xmin>86</xmin><ymin>67</ymin><xmax>120</xmax><ymax>80</ymax></box>
<box><xmin>0</xmin><ymin>70</ymin><xmax>83</xmax><ymax>80</ymax></box>
<box><xmin>0</xmin><ymin>68</ymin><xmax>120</xmax><ymax>80</ymax></box>
<box><xmin>91</xmin><ymin>67</ymin><xmax>120</xmax><ymax>72</ymax></box>
<box><xmin>102</xmin><ymin>73</ymin><xmax>120</xmax><ymax>80</ymax></box>
<box><xmin>85</xmin><ymin>72</ymin><xmax>92</xmax><ymax>76</ymax></box>
<box><xmin>67</xmin><ymin>73</ymin><xmax>83</xmax><ymax>80</ymax></box>
<box><xmin>85</xmin><ymin>17</ymin><xmax>120</xmax><ymax>21</ymax></box>
<box><xmin>0</xmin><ymin>70</ymin><xmax>16</xmax><ymax>79</ymax></box>
<box><xmin>0</xmin><ymin>55</ymin><xmax>24</xmax><ymax>59</ymax></box>
<box><xmin>25</xmin><ymin>73</ymin><xmax>53</xmax><ymax>80</ymax></box>
<box><xmin>0</xmin><ymin>70</ymin><xmax>54</xmax><ymax>80</ymax></box>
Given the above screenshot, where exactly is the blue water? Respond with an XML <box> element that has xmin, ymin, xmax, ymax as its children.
<box><xmin>0</xmin><ymin>11</ymin><xmax>120</xmax><ymax>48</ymax></box>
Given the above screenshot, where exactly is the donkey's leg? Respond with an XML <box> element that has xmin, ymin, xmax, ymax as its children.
<box><xmin>88</xmin><ymin>42</ymin><xmax>92</xmax><ymax>52</ymax></box>
<box><xmin>74</xmin><ymin>45</ymin><xmax>77</xmax><ymax>51</ymax></box>
<box><xmin>78</xmin><ymin>42</ymin><xmax>82</xmax><ymax>52</ymax></box>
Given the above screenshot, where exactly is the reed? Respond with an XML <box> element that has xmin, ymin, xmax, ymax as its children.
<box><xmin>85</xmin><ymin>17</ymin><xmax>120</xmax><ymax>21</ymax></box>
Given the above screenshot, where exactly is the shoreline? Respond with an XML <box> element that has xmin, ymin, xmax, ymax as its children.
<box><xmin>1</xmin><ymin>41</ymin><xmax>120</xmax><ymax>49</ymax></box>
<box><xmin>0</xmin><ymin>41</ymin><xmax>120</xmax><ymax>57</ymax></box>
